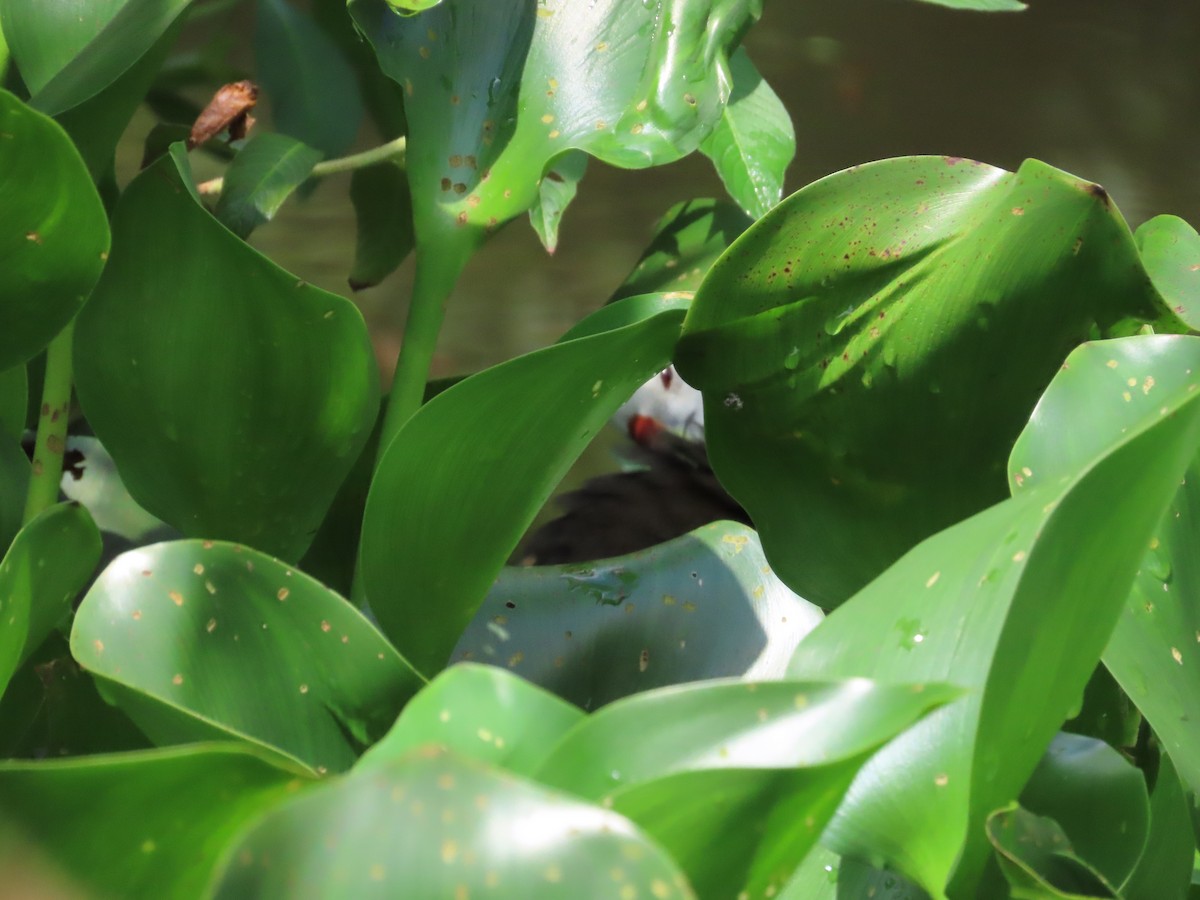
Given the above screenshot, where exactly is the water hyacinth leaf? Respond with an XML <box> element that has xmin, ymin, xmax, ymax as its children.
<box><xmin>0</xmin><ymin>440</ymin><xmax>29</xmax><ymax>566</ymax></box>
<box><xmin>0</xmin><ymin>504</ymin><xmax>101</xmax><ymax>698</ymax></box>
<box><xmin>70</xmin><ymin>539</ymin><xmax>423</xmax><ymax>774</ymax></box>
<box><xmin>348</xmin><ymin>161</ymin><xmax>415</xmax><ymax>290</ymax></box>
<box><xmin>0</xmin><ymin>743</ymin><xmax>309</xmax><ymax>900</ymax></box>
<box><xmin>254</xmin><ymin>0</ymin><xmax>364</xmax><ymax>157</ymax></box>
<box><xmin>0</xmin><ymin>366</ymin><xmax>27</xmax><ymax>436</ymax></box>
<box><xmin>213</xmin><ymin>746</ymin><xmax>693</xmax><ymax>899</ymax></box>
<box><xmin>74</xmin><ymin>147</ymin><xmax>379</xmax><ymax>561</ymax></box>
<box><xmin>1007</xmin><ymin>336</ymin><xmax>1200</xmax><ymax>794</ymax></box>
<box><xmin>677</xmin><ymin>156</ymin><xmax>1173</xmax><ymax>608</ymax></box>
<box><xmin>361</xmin><ymin>663</ymin><xmax>583</xmax><ymax>777</ymax></box>
<box><xmin>986</xmin><ymin>805</ymin><xmax>1118</xmax><ymax>899</ymax></box>
<box><xmin>348</xmin><ymin>0</ymin><xmax>761</xmax><ymax>305</ymax></box>
<box><xmin>1123</xmin><ymin>755</ymin><xmax>1194</xmax><ymax>900</ymax></box>
<box><xmin>536</xmin><ymin>678</ymin><xmax>957</xmax><ymax>899</ymax></box>
<box><xmin>529</xmin><ymin>150</ymin><xmax>588</xmax><ymax>254</ymax></box>
<box><xmin>787</xmin><ymin>335</ymin><xmax>1200</xmax><ymax>896</ymax></box>
<box><xmin>699</xmin><ymin>47</ymin><xmax>794</xmax><ymax>220</ymax></box>
<box><xmin>360</xmin><ymin>302</ymin><xmax>684</xmax><ymax>676</ymax></box>
<box><xmin>452</xmin><ymin>522</ymin><xmax>824</xmax><ymax>710</ymax></box>
<box><xmin>1135</xmin><ymin>215</ymin><xmax>1200</xmax><ymax>332</ymax></box>
<box><xmin>1019</xmin><ymin>733</ymin><xmax>1149</xmax><ymax>889</ymax></box>
<box><xmin>214</xmin><ymin>132</ymin><xmax>322</xmax><ymax>239</ymax></box>
<box><xmin>609</xmin><ymin>198</ymin><xmax>753</xmax><ymax>304</ymax></box>
<box><xmin>0</xmin><ymin>90</ymin><xmax>109</xmax><ymax>372</ymax></box>
<box><xmin>383</xmin><ymin>0</ymin><xmax>443</xmax><ymax>12</ymax></box>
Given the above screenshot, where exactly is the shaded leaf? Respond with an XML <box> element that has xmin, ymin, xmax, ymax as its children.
<box><xmin>536</xmin><ymin>677</ymin><xmax>958</xmax><ymax>899</ymax></box>
<box><xmin>987</xmin><ymin>805</ymin><xmax>1117</xmax><ymax>899</ymax></box>
<box><xmin>1123</xmin><ymin>755</ymin><xmax>1194</xmax><ymax>900</ymax></box>
<box><xmin>187</xmin><ymin>79</ymin><xmax>259</xmax><ymax>148</ymax></box>
<box><xmin>452</xmin><ymin>521</ymin><xmax>824</xmax><ymax>710</ymax></box>
<box><xmin>0</xmin><ymin>743</ymin><xmax>310</xmax><ymax>900</ymax></box>
<box><xmin>908</xmin><ymin>0</ymin><xmax>1025</xmax><ymax>9</ymax></box>
<box><xmin>214</xmin><ymin>132</ymin><xmax>322</xmax><ymax>238</ymax></box>
<box><xmin>677</xmin><ymin>156</ymin><xmax>1174</xmax><ymax>607</ymax></box>
<box><xmin>74</xmin><ymin>146</ymin><xmax>379</xmax><ymax>561</ymax></box>
<box><xmin>786</xmin><ymin>335</ymin><xmax>1200</xmax><ymax>895</ymax></box>
<box><xmin>0</xmin><ymin>366</ymin><xmax>27</xmax><ymax>437</ymax></box>
<box><xmin>0</xmin><ymin>504</ymin><xmax>101</xmax><ymax>697</ymax></box>
<box><xmin>529</xmin><ymin>150</ymin><xmax>588</xmax><ymax>254</ymax></box>
<box><xmin>1062</xmin><ymin>664</ymin><xmax>1140</xmax><ymax>751</ymax></box>
<box><xmin>0</xmin><ymin>89</ymin><xmax>109</xmax><ymax>372</ymax></box>
<box><xmin>71</xmin><ymin>539</ymin><xmax>423</xmax><ymax>774</ymax></box>
<box><xmin>0</xmin><ymin>437</ymin><xmax>29</xmax><ymax>563</ymax></box>
<box><xmin>213</xmin><ymin>746</ymin><xmax>694</xmax><ymax>899</ymax></box>
<box><xmin>348</xmin><ymin>161</ymin><xmax>415</xmax><ymax>290</ymax></box>
<box><xmin>360</xmin><ymin>296</ymin><xmax>686</xmax><ymax>676</ymax></box>
<box><xmin>1136</xmin><ymin>215</ymin><xmax>1200</xmax><ymax>333</ymax></box>
<box><xmin>699</xmin><ymin>47</ymin><xmax>794</xmax><ymax>220</ymax></box>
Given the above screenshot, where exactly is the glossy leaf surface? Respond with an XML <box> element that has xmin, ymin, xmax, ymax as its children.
<box><xmin>787</xmin><ymin>335</ymin><xmax>1200</xmax><ymax>895</ymax></box>
<box><xmin>677</xmin><ymin>156</ymin><xmax>1171</xmax><ymax>606</ymax></box>
<box><xmin>987</xmin><ymin>805</ymin><xmax>1117</xmax><ymax>899</ymax></box>
<box><xmin>213</xmin><ymin>746</ymin><xmax>694</xmax><ymax>899</ymax></box>
<box><xmin>699</xmin><ymin>48</ymin><xmax>794</xmax><ymax>220</ymax></box>
<box><xmin>0</xmin><ymin>743</ymin><xmax>308</xmax><ymax>900</ymax></box>
<box><xmin>0</xmin><ymin>504</ymin><xmax>101</xmax><ymax>697</ymax></box>
<box><xmin>71</xmin><ymin>540</ymin><xmax>423</xmax><ymax>773</ymax></box>
<box><xmin>361</xmin><ymin>299</ymin><xmax>685</xmax><ymax>675</ymax></box>
<box><xmin>362</xmin><ymin>663</ymin><xmax>583</xmax><ymax>778</ymax></box>
<box><xmin>214</xmin><ymin>132</ymin><xmax>322</xmax><ymax>238</ymax></box>
<box><xmin>536</xmin><ymin>677</ymin><xmax>957</xmax><ymax>899</ymax></box>
<box><xmin>0</xmin><ymin>90</ymin><xmax>109</xmax><ymax>372</ymax></box>
<box><xmin>452</xmin><ymin>522</ymin><xmax>824</xmax><ymax>710</ymax></box>
<box><xmin>348</xmin><ymin>162</ymin><xmax>415</xmax><ymax>290</ymax></box>
<box><xmin>74</xmin><ymin>147</ymin><xmax>379</xmax><ymax>561</ymax></box>
<box><xmin>529</xmin><ymin>149</ymin><xmax>588</xmax><ymax>254</ymax></box>
<box><xmin>1136</xmin><ymin>214</ymin><xmax>1200</xmax><ymax>333</ymax></box>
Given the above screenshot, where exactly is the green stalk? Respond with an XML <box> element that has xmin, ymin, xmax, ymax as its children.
<box><xmin>22</xmin><ymin>322</ymin><xmax>74</xmax><ymax>525</ymax></box>
<box><xmin>197</xmin><ymin>136</ymin><xmax>407</xmax><ymax>197</ymax></box>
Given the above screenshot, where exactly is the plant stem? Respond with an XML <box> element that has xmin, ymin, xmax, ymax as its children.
<box><xmin>22</xmin><ymin>322</ymin><xmax>74</xmax><ymax>525</ymax></box>
<box><xmin>197</xmin><ymin>135</ymin><xmax>408</xmax><ymax>196</ymax></box>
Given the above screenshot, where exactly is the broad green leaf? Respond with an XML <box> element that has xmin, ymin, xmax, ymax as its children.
<box><xmin>986</xmin><ymin>805</ymin><xmax>1118</xmax><ymax>899</ymax></box>
<box><xmin>74</xmin><ymin>147</ymin><xmax>379</xmax><ymax>561</ymax></box>
<box><xmin>0</xmin><ymin>743</ymin><xmax>310</xmax><ymax>900</ymax></box>
<box><xmin>1063</xmin><ymin>664</ymin><xmax>1140</xmax><ymax>750</ymax></box>
<box><xmin>609</xmin><ymin>198</ymin><xmax>753</xmax><ymax>304</ymax></box>
<box><xmin>348</xmin><ymin>161</ymin><xmax>415</xmax><ymax>290</ymax></box>
<box><xmin>699</xmin><ymin>47</ymin><xmax>794</xmax><ymax>220</ymax></box>
<box><xmin>0</xmin><ymin>503</ymin><xmax>101</xmax><ymax>697</ymax></box>
<box><xmin>1123</xmin><ymin>755</ymin><xmax>1194</xmax><ymax>900</ymax></box>
<box><xmin>255</xmin><ymin>0</ymin><xmax>364</xmax><ymax>157</ymax></box>
<box><xmin>1019</xmin><ymin>733</ymin><xmax>1149</xmax><ymax>889</ymax></box>
<box><xmin>0</xmin><ymin>90</ymin><xmax>109</xmax><ymax>372</ymax></box>
<box><xmin>775</xmin><ymin>844</ymin><xmax>842</xmax><ymax>900</ymax></box>
<box><xmin>349</xmin><ymin>0</ymin><xmax>761</xmax><ymax>313</ymax></box>
<box><xmin>361</xmin><ymin>663</ymin><xmax>583</xmax><ymax>777</ymax></box>
<box><xmin>529</xmin><ymin>150</ymin><xmax>588</xmax><ymax>254</ymax></box>
<box><xmin>1007</xmin><ymin>336</ymin><xmax>1200</xmax><ymax>795</ymax></box>
<box><xmin>71</xmin><ymin>539</ymin><xmax>423</xmax><ymax>774</ymax></box>
<box><xmin>677</xmin><ymin>156</ymin><xmax>1174</xmax><ymax>607</ymax></box>
<box><xmin>908</xmin><ymin>0</ymin><xmax>1026</xmax><ymax>9</ymax></box>
<box><xmin>213</xmin><ymin>746</ymin><xmax>694</xmax><ymax>899</ymax></box>
<box><xmin>0</xmin><ymin>438</ymin><xmax>28</xmax><ymax>570</ymax></box>
<box><xmin>536</xmin><ymin>677</ymin><xmax>957</xmax><ymax>899</ymax></box>
<box><xmin>786</xmin><ymin>335</ymin><xmax>1200</xmax><ymax>896</ymax></box>
<box><xmin>214</xmin><ymin>132</ymin><xmax>322</xmax><ymax>239</ymax></box>
<box><xmin>1136</xmin><ymin>215</ymin><xmax>1200</xmax><ymax>332</ymax></box>
<box><xmin>360</xmin><ymin>298</ymin><xmax>685</xmax><ymax>676</ymax></box>
<box><xmin>0</xmin><ymin>0</ymin><xmax>125</xmax><ymax>96</ymax></box>
<box><xmin>778</xmin><ymin>849</ymin><xmax>932</xmax><ymax>900</ymax></box>
<box><xmin>451</xmin><ymin>522</ymin><xmax>824</xmax><ymax>710</ymax></box>
<box><xmin>383</xmin><ymin>0</ymin><xmax>443</xmax><ymax>12</ymax></box>
<box><xmin>0</xmin><ymin>366</ymin><xmax>26</xmax><ymax>436</ymax></box>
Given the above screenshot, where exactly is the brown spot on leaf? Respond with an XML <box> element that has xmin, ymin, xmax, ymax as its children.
<box><xmin>25</xmin><ymin>232</ymin><xmax>42</xmax><ymax>244</ymax></box>
<box><xmin>188</xmin><ymin>81</ymin><xmax>258</xmax><ymax>149</ymax></box>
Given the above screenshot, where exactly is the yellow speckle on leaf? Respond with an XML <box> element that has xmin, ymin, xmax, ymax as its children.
<box><xmin>925</xmin><ymin>571</ymin><xmax>940</xmax><ymax>588</ymax></box>
<box><xmin>1172</xmin><ymin>647</ymin><xmax>1183</xmax><ymax>664</ymax></box>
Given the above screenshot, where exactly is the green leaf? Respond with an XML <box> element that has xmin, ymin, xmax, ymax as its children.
<box><xmin>1136</xmin><ymin>215</ymin><xmax>1200</xmax><ymax>332</ymax></box>
<box><xmin>535</xmin><ymin>677</ymin><xmax>958</xmax><ymax>899</ymax></box>
<box><xmin>255</xmin><ymin>0</ymin><xmax>364</xmax><ymax>157</ymax></box>
<box><xmin>348</xmin><ymin>161</ymin><xmax>415</xmax><ymax>291</ymax></box>
<box><xmin>529</xmin><ymin>150</ymin><xmax>588</xmax><ymax>254</ymax></box>
<box><xmin>1123</xmin><ymin>755</ymin><xmax>1195</xmax><ymax>900</ymax></box>
<box><xmin>361</xmin><ymin>663</ymin><xmax>584</xmax><ymax>777</ymax></box>
<box><xmin>0</xmin><ymin>503</ymin><xmax>101</xmax><ymax>698</ymax></box>
<box><xmin>677</xmin><ymin>156</ymin><xmax>1173</xmax><ymax>607</ymax></box>
<box><xmin>382</xmin><ymin>0</ymin><xmax>443</xmax><ymax>12</ymax></box>
<box><xmin>609</xmin><ymin>198</ymin><xmax>752</xmax><ymax>304</ymax></box>
<box><xmin>907</xmin><ymin>0</ymin><xmax>1026</xmax><ymax>9</ymax></box>
<box><xmin>0</xmin><ymin>437</ymin><xmax>29</xmax><ymax>566</ymax></box>
<box><xmin>214</xmin><ymin>132</ymin><xmax>322</xmax><ymax>239</ymax></box>
<box><xmin>0</xmin><ymin>90</ymin><xmax>109</xmax><ymax>372</ymax></box>
<box><xmin>699</xmin><ymin>47</ymin><xmax>794</xmax><ymax>220</ymax></box>
<box><xmin>213</xmin><ymin>746</ymin><xmax>694</xmax><ymax>899</ymax></box>
<box><xmin>1019</xmin><ymin>733</ymin><xmax>1149</xmax><ymax>889</ymax></box>
<box><xmin>70</xmin><ymin>539</ymin><xmax>423</xmax><ymax>774</ymax></box>
<box><xmin>74</xmin><ymin>146</ymin><xmax>379</xmax><ymax>561</ymax></box>
<box><xmin>786</xmin><ymin>335</ymin><xmax>1200</xmax><ymax>895</ymax></box>
<box><xmin>1007</xmin><ymin>336</ymin><xmax>1200</xmax><ymax>795</ymax></box>
<box><xmin>986</xmin><ymin>805</ymin><xmax>1118</xmax><ymax>899</ymax></box>
<box><xmin>0</xmin><ymin>743</ymin><xmax>310</xmax><ymax>900</ymax></box>
<box><xmin>0</xmin><ymin>366</ymin><xmax>26</xmax><ymax>436</ymax></box>
<box><xmin>452</xmin><ymin>521</ymin><xmax>824</xmax><ymax>710</ymax></box>
<box><xmin>360</xmin><ymin>296</ymin><xmax>685</xmax><ymax>676</ymax></box>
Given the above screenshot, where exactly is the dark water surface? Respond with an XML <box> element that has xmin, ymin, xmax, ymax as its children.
<box><xmin>143</xmin><ymin>0</ymin><xmax>1200</xmax><ymax>379</ymax></box>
